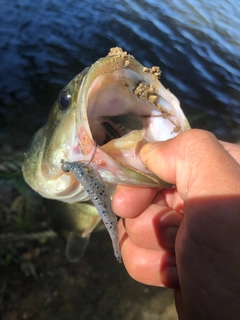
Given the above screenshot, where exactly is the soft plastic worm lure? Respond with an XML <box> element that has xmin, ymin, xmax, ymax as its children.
<box><xmin>61</xmin><ymin>159</ymin><xmax>122</xmax><ymax>263</ymax></box>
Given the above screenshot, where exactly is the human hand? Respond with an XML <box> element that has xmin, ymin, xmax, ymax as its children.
<box><xmin>112</xmin><ymin>129</ymin><xmax>240</xmax><ymax>320</ymax></box>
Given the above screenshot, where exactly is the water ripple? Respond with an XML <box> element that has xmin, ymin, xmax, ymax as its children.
<box><xmin>0</xmin><ymin>0</ymin><xmax>239</xmax><ymax>142</ymax></box>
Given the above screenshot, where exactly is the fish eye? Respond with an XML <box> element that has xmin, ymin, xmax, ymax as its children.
<box><xmin>58</xmin><ymin>91</ymin><xmax>72</xmax><ymax>110</ymax></box>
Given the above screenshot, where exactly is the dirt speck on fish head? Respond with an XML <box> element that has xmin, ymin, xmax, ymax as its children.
<box><xmin>108</xmin><ymin>47</ymin><xmax>131</xmax><ymax>68</ymax></box>
<box><xmin>133</xmin><ymin>81</ymin><xmax>158</xmax><ymax>105</ymax></box>
<box><xmin>108</xmin><ymin>47</ymin><xmax>128</xmax><ymax>57</ymax></box>
<box><xmin>143</xmin><ymin>66</ymin><xmax>161</xmax><ymax>80</ymax></box>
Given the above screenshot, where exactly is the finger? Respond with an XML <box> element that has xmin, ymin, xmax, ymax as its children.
<box><xmin>219</xmin><ymin>140</ymin><xmax>240</xmax><ymax>164</ymax></box>
<box><xmin>123</xmin><ymin>203</ymin><xmax>182</xmax><ymax>252</ymax></box>
<box><xmin>140</xmin><ymin>129</ymin><xmax>240</xmax><ymax>199</ymax></box>
<box><xmin>112</xmin><ymin>185</ymin><xmax>157</xmax><ymax>218</ymax></box>
<box><xmin>161</xmin><ymin>188</ymin><xmax>184</xmax><ymax>213</ymax></box>
<box><xmin>118</xmin><ymin>219</ymin><xmax>179</xmax><ymax>288</ymax></box>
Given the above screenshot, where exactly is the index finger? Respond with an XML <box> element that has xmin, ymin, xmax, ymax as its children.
<box><xmin>220</xmin><ymin>140</ymin><xmax>240</xmax><ymax>164</ymax></box>
<box><xmin>112</xmin><ymin>185</ymin><xmax>157</xmax><ymax>218</ymax></box>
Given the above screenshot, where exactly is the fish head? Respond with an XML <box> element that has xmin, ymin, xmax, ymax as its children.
<box><xmin>23</xmin><ymin>47</ymin><xmax>190</xmax><ymax>203</ymax></box>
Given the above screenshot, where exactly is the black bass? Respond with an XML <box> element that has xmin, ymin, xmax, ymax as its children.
<box><xmin>22</xmin><ymin>47</ymin><xmax>190</xmax><ymax>262</ymax></box>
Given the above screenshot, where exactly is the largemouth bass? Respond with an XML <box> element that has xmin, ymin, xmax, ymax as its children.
<box><xmin>22</xmin><ymin>47</ymin><xmax>190</xmax><ymax>262</ymax></box>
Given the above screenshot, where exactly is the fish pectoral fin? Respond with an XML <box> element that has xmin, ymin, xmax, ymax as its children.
<box><xmin>65</xmin><ymin>231</ymin><xmax>90</xmax><ymax>262</ymax></box>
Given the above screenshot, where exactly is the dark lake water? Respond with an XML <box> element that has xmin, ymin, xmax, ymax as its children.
<box><xmin>1</xmin><ymin>0</ymin><xmax>240</xmax><ymax>148</ymax></box>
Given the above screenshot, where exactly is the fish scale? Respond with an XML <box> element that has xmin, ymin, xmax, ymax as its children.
<box><xmin>61</xmin><ymin>160</ymin><xmax>122</xmax><ymax>263</ymax></box>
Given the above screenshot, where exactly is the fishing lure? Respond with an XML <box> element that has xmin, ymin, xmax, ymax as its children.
<box><xmin>61</xmin><ymin>157</ymin><xmax>122</xmax><ymax>263</ymax></box>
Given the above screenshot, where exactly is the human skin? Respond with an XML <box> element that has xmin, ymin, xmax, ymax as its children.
<box><xmin>112</xmin><ymin>129</ymin><xmax>240</xmax><ymax>320</ymax></box>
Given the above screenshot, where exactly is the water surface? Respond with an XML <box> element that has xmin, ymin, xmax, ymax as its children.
<box><xmin>0</xmin><ymin>0</ymin><xmax>239</xmax><ymax>146</ymax></box>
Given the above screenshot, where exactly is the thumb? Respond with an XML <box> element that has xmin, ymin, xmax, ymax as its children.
<box><xmin>140</xmin><ymin>129</ymin><xmax>240</xmax><ymax>199</ymax></box>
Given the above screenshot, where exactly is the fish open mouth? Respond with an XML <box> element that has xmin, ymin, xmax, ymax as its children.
<box><xmin>83</xmin><ymin>63</ymin><xmax>189</xmax><ymax>171</ymax></box>
<box><xmin>72</xmin><ymin>48</ymin><xmax>190</xmax><ymax>186</ymax></box>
